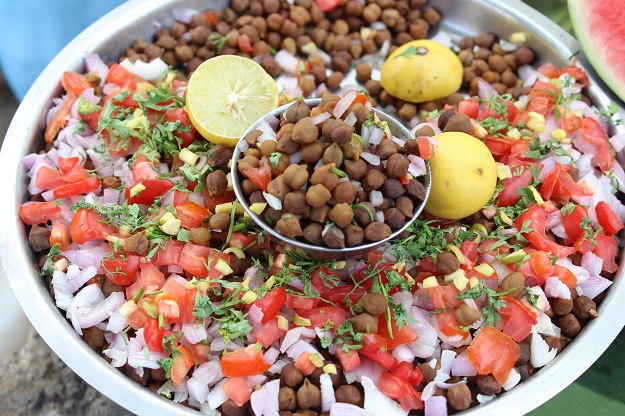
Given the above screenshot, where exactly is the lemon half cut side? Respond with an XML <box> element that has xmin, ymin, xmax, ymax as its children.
<box><xmin>187</xmin><ymin>55</ymin><xmax>280</xmax><ymax>147</ymax></box>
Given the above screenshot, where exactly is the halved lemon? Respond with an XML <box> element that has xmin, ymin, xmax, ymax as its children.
<box><xmin>186</xmin><ymin>55</ymin><xmax>280</xmax><ymax>147</ymax></box>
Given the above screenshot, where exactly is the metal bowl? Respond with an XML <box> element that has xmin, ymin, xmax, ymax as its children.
<box><xmin>231</xmin><ymin>98</ymin><xmax>431</xmax><ymax>261</ymax></box>
<box><xmin>0</xmin><ymin>0</ymin><xmax>624</xmax><ymax>415</ymax></box>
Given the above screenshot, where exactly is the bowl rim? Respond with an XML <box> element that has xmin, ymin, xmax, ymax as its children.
<box><xmin>231</xmin><ymin>97</ymin><xmax>432</xmax><ymax>259</ymax></box>
<box><xmin>0</xmin><ymin>0</ymin><xmax>624</xmax><ymax>415</ymax></box>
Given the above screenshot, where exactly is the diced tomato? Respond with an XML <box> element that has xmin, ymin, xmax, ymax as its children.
<box><xmin>255</xmin><ymin>287</ymin><xmax>287</xmax><ymax>324</ymax></box>
<box><xmin>484</xmin><ymin>135</ymin><xmax>518</xmax><ymax>160</ymax></box>
<box><xmin>106</xmin><ymin>63</ymin><xmax>145</xmax><ymax>85</ymax></box>
<box><xmin>435</xmin><ymin>310</ymin><xmax>469</xmax><ymax>339</ymax></box>
<box><xmin>466</xmin><ymin>326</ymin><xmax>520</xmax><ymax>385</ymax></box>
<box><xmin>596</xmin><ymin>201</ymin><xmax>624</xmax><ymax>236</ymax></box>
<box><xmin>539</xmin><ymin>164</ymin><xmax>562</xmax><ymax>200</ymax></box>
<box><xmin>457</xmin><ymin>99</ymin><xmax>480</xmax><ymax>119</ymax></box>
<box><xmin>528</xmin><ymin>81</ymin><xmax>560</xmax><ymax>106</ymax></box>
<box><xmin>70</xmin><ymin>208</ymin><xmax>115</xmax><ymax>245</ymax></box>
<box><xmin>426</xmin><ymin>284</ymin><xmax>462</xmax><ymax>309</ymax></box>
<box><xmin>551</xmin><ymin>169</ymin><xmax>592</xmax><ymax>202</ymax></box>
<box><xmin>176</xmin><ymin>201</ymin><xmax>210</xmax><ymax>229</ymax></box>
<box><xmin>460</xmin><ymin>240</ymin><xmax>479</xmax><ymax>265</ymax></box>
<box><xmin>314</xmin><ymin>0</ymin><xmax>341</xmax><ymax>12</ymax></box>
<box><xmin>392</xmin><ymin>361</ymin><xmax>423</xmax><ymax>385</ymax></box>
<box><xmin>223</xmin><ymin>377</ymin><xmax>253</xmax><ymax>407</ymax></box>
<box><xmin>53</xmin><ymin>176</ymin><xmax>101</xmax><ymax>199</ymax></box>
<box><xmin>416</xmin><ymin>136</ymin><xmax>435</xmax><ymax>160</ymax></box>
<box><xmin>529</xmin><ymin>250</ymin><xmax>554</xmax><ymax>286</ymax></box>
<box><xmin>536</xmin><ymin>63</ymin><xmax>561</xmax><ymax>79</ymax></box>
<box><xmin>126</xmin><ymin>307</ymin><xmax>148</xmax><ymax>330</ymax></box>
<box><xmin>498</xmin><ymin>296</ymin><xmax>537</xmax><ymax>342</ymax></box>
<box><xmin>203</xmin><ymin>191</ymin><xmax>234</xmax><ymax>213</ymax></box>
<box><xmin>202</xmin><ymin>10</ymin><xmax>218</xmax><ymax>25</ymax></box>
<box><xmin>220</xmin><ymin>343</ymin><xmax>271</xmax><ymax>377</ymax></box>
<box><xmin>286</xmin><ymin>293</ymin><xmax>320</xmax><ymax>310</ymax></box>
<box><xmin>62</xmin><ymin>71</ymin><xmax>100</xmax><ymax>96</ymax></box>
<box><xmin>57</xmin><ymin>156</ymin><xmax>80</xmax><ymax>174</ymax></box>
<box><xmin>125</xmin><ymin>178</ymin><xmax>174</xmax><ymax>205</ymax></box>
<box><xmin>377</xmin><ymin>314</ymin><xmax>418</xmax><ymax>350</ymax></box>
<box><xmin>335</xmin><ymin>347</ymin><xmax>361</xmax><ymax>371</ymax></box>
<box><xmin>561</xmin><ymin>204</ymin><xmax>588</xmax><ymax>242</ymax></box>
<box><xmin>187</xmin><ymin>342</ymin><xmax>210</xmax><ymax>365</ymax></box>
<box><xmin>560</xmin><ymin>110</ymin><xmax>583</xmax><ymax>135</ymax></box>
<box><xmin>45</xmin><ymin>93</ymin><xmax>76</xmax><ymax>143</ymax></box>
<box><xmin>294</xmin><ymin>351</ymin><xmax>318</xmax><ymax>375</ymax></box>
<box><xmin>228</xmin><ymin>231</ymin><xmax>271</xmax><ymax>250</ymax></box>
<box><xmin>102</xmin><ymin>253</ymin><xmax>142</xmax><ymax>286</ymax></box>
<box><xmin>171</xmin><ymin>345</ymin><xmax>195</xmax><ymax>386</ymax></box>
<box><xmin>360</xmin><ymin>333</ymin><xmax>398</xmax><ymax>370</ymax></box>
<box><xmin>138</xmin><ymin>262</ymin><xmax>166</xmax><ymax>291</ymax></box>
<box><xmin>515</xmin><ymin>204</ymin><xmax>576</xmax><ymax>258</ymax></box>
<box><xmin>254</xmin><ymin>317</ymin><xmax>287</xmax><ymax>348</ymax></box>
<box><xmin>164</xmin><ymin>108</ymin><xmax>197</xmax><ymax>148</ymax></box>
<box><xmin>179</xmin><ymin>244</ymin><xmax>230</xmax><ymax>279</ymax></box>
<box><xmin>144</xmin><ymin>319</ymin><xmax>165</xmax><ymax>353</ymax></box>
<box><xmin>152</xmin><ymin>240</ymin><xmax>184</xmax><ymax>266</ymax></box>
<box><xmin>378</xmin><ymin>371</ymin><xmax>424</xmax><ymax>411</ymax></box>
<box><xmin>243</xmin><ymin>164</ymin><xmax>272</xmax><ymax>192</ymax></box>
<box><xmin>35</xmin><ymin>165</ymin><xmax>65</xmax><ymax>190</ymax></box>
<box><xmin>554</xmin><ymin>265</ymin><xmax>577</xmax><ymax>289</ymax></box>
<box><xmin>497</xmin><ymin>168</ymin><xmax>533</xmax><ymax>207</ymax></box>
<box><xmin>593</xmin><ymin>233</ymin><xmax>619</xmax><ymax>273</ymax></box>
<box><xmin>562</xmin><ymin>65</ymin><xmax>590</xmax><ymax>86</ymax></box>
<box><xmin>581</xmin><ymin>117</ymin><xmax>615</xmax><ymax>173</ymax></box>
<box><xmin>49</xmin><ymin>222</ymin><xmax>70</xmax><ymax>250</ymax></box>
<box><xmin>320</xmin><ymin>285</ymin><xmax>367</xmax><ymax>308</ymax></box>
<box><xmin>19</xmin><ymin>201</ymin><xmax>63</xmax><ymax>225</ymax></box>
<box><xmin>296</xmin><ymin>306</ymin><xmax>347</xmax><ymax>328</ymax></box>
<box><xmin>237</xmin><ymin>33</ymin><xmax>254</xmax><ymax>53</ymax></box>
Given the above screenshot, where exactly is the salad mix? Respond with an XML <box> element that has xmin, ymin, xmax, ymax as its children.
<box><xmin>16</xmin><ymin>2</ymin><xmax>625</xmax><ymax>416</ymax></box>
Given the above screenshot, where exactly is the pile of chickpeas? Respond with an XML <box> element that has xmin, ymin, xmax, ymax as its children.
<box><xmin>237</xmin><ymin>94</ymin><xmax>428</xmax><ymax>249</ymax></box>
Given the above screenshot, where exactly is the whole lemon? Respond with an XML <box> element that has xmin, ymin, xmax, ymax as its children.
<box><xmin>425</xmin><ymin>132</ymin><xmax>498</xmax><ymax>220</ymax></box>
<box><xmin>380</xmin><ymin>39</ymin><xmax>463</xmax><ymax>103</ymax></box>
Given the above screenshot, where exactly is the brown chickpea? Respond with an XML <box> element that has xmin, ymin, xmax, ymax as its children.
<box><xmin>358</xmin><ymin>292</ymin><xmax>389</xmax><ymax>316</ymax></box>
<box><xmin>436</xmin><ymin>251</ymin><xmax>460</xmax><ymax>275</ymax></box>
<box><xmin>498</xmin><ymin>271</ymin><xmax>525</xmax><ymax>298</ymax></box>
<box><xmin>281</xmin><ymin>363</ymin><xmax>304</xmax><ymax>387</ymax></box>
<box><xmin>328</xmin><ymin>203</ymin><xmax>354</xmax><ymax>228</ymax></box>
<box><xmin>284</xmin><ymin>190</ymin><xmax>311</xmax><ymax>218</ymax></box>
<box><xmin>303</xmin><ymin>223</ymin><xmax>324</xmax><ymax>245</ymax></box>
<box><xmin>302</xmin><ymin>142</ymin><xmax>327</xmax><ymax>163</ymax></box>
<box><xmin>344</xmin><ymin>159</ymin><xmax>367</xmax><ymax>180</ymax></box>
<box><xmin>279</xmin><ymin>387</ymin><xmax>297</xmax><ymax>411</ymax></box>
<box><xmin>455</xmin><ymin>303</ymin><xmax>481</xmax><ymax>326</ymax></box>
<box><xmin>306</xmin><ymin>184</ymin><xmax>332</xmax><ymax>208</ymax></box>
<box><xmin>237</xmin><ymin>154</ymin><xmax>260</xmax><ymax>173</ymax></box>
<box><xmin>344</xmin><ymin>224</ymin><xmax>364</xmax><ymax>247</ymax></box>
<box><xmin>364</xmin><ymin>222</ymin><xmax>392</xmax><ymax>241</ymax></box>
<box><xmin>349</xmin><ymin>313</ymin><xmax>378</xmax><ymax>333</ymax></box>
<box><xmin>209</xmin><ymin>213</ymin><xmax>231</xmax><ymax>231</ymax></box>
<box><xmin>310</xmin><ymin>163</ymin><xmax>339</xmax><ymax>191</ymax></box>
<box><xmin>277</xmin><ymin>213</ymin><xmax>304</xmax><ymax>239</ymax></box>
<box><xmin>283</xmin><ymin>164</ymin><xmax>309</xmax><ymax>189</ymax></box>
<box><xmin>267</xmin><ymin>175</ymin><xmax>292</xmax><ymax>201</ymax></box>
<box><xmin>331</xmin><ymin>181</ymin><xmax>357</xmax><ymax>205</ymax></box>
<box><xmin>309</xmin><ymin>204</ymin><xmax>331</xmax><ymax>223</ymax></box>
<box><xmin>323</xmin><ymin>143</ymin><xmax>344</xmax><ymax>166</ymax></box>
<box><xmin>260</xmin><ymin>140</ymin><xmax>278</xmax><ymax>158</ymax></box>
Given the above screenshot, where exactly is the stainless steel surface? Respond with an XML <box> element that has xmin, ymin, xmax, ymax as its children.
<box><xmin>0</xmin><ymin>0</ymin><xmax>623</xmax><ymax>415</ymax></box>
<box><xmin>231</xmin><ymin>98</ymin><xmax>431</xmax><ymax>261</ymax></box>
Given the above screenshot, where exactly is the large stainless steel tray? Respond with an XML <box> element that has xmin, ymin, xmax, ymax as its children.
<box><xmin>1</xmin><ymin>0</ymin><xmax>624</xmax><ymax>415</ymax></box>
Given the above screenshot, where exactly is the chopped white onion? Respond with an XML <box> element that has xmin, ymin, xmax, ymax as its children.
<box><xmin>369</xmin><ymin>191</ymin><xmax>383</xmax><ymax>207</ymax></box>
<box><xmin>334</xmin><ymin>90</ymin><xmax>357</xmax><ymax>119</ymax></box>
<box><xmin>320</xmin><ymin>373</ymin><xmax>336</xmax><ymax>413</ymax></box>
<box><xmin>330</xmin><ymin>402</ymin><xmax>372</xmax><ymax>416</ymax></box>
<box><xmin>368</xmin><ymin>127</ymin><xmax>384</xmax><ymax>145</ymax></box>
<box><xmin>361</xmin><ymin>376</ymin><xmax>408</xmax><ymax>416</ymax></box>
<box><xmin>530</xmin><ymin>331</ymin><xmax>557</xmax><ymax>368</ymax></box>
<box><xmin>344</xmin><ymin>111</ymin><xmax>358</xmax><ymax>127</ymax></box>
<box><xmin>250</xmin><ymin>379</ymin><xmax>280</xmax><ymax>416</ymax></box>
<box><xmin>263</xmin><ymin>191</ymin><xmax>282</xmax><ymax>211</ymax></box>
<box><xmin>310</xmin><ymin>111</ymin><xmax>332</xmax><ymax>125</ymax></box>
<box><xmin>502</xmin><ymin>368</ymin><xmax>521</xmax><ymax>391</ymax></box>
<box><xmin>424</xmin><ymin>395</ymin><xmax>448</xmax><ymax>416</ymax></box>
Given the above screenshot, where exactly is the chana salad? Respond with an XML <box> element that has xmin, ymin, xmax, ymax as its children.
<box><xmin>17</xmin><ymin>1</ymin><xmax>625</xmax><ymax>415</ymax></box>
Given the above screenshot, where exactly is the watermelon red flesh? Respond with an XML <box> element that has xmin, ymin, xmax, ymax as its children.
<box><xmin>568</xmin><ymin>0</ymin><xmax>625</xmax><ymax>101</ymax></box>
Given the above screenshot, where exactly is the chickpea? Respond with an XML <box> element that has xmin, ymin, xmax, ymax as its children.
<box><xmin>205</xmin><ymin>169</ymin><xmax>228</xmax><ymax>196</ymax></box>
<box><xmin>364</xmin><ymin>222</ymin><xmax>392</xmax><ymax>242</ymax></box>
<box><xmin>283</xmin><ymin>163</ymin><xmax>309</xmax><ymax>189</ymax></box>
<box><xmin>310</xmin><ymin>205</ymin><xmax>331</xmax><ymax>224</ymax></box>
<box><xmin>572</xmin><ymin>295</ymin><xmax>598</xmax><ymax>319</ymax></box>
<box><xmin>209</xmin><ymin>213</ymin><xmax>231</xmax><ymax>231</ymax></box>
<box><xmin>281</xmin><ymin>363</ymin><xmax>304</xmax><ymax>387</ymax></box>
<box><xmin>237</xmin><ymin>154</ymin><xmax>260</xmax><ymax>174</ymax></box>
<box><xmin>279</xmin><ymin>387</ymin><xmax>297</xmax><ymax>411</ymax></box>
<box><xmin>303</xmin><ymin>223</ymin><xmax>324</xmax><ymax>245</ymax></box>
<box><xmin>559</xmin><ymin>313</ymin><xmax>581</xmax><ymax>338</ymax></box>
<box><xmin>310</xmin><ymin>163</ymin><xmax>339</xmax><ymax>191</ymax></box>
<box><xmin>285</xmin><ymin>99</ymin><xmax>311</xmax><ymax>123</ymax></box>
<box><xmin>277</xmin><ymin>213</ymin><xmax>304</xmax><ymax>239</ymax></box>
<box><xmin>267</xmin><ymin>175</ymin><xmax>292</xmax><ymax>202</ymax></box>
<box><xmin>447</xmin><ymin>383</ymin><xmax>472</xmax><ymax>411</ymax></box>
<box><xmin>344</xmin><ymin>159</ymin><xmax>367</xmax><ymax>180</ymax></box>
<box><xmin>322</xmin><ymin>225</ymin><xmax>345</xmax><ymax>249</ymax></box>
<box><xmin>284</xmin><ymin>190</ymin><xmax>311</xmax><ymax>218</ymax></box>
<box><xmin>552</xmin><ymin>297</ymin><xmax>574</xmax><ymax>316</ymax></box>
<box><xmin>323</xmin><ymin>143</ymin><xmax>344</xmax><ymax>166</ymax></box>
<box><xmin>357</xmin><ymin>292</ymin><xmax>389</xmax><ymax>316</ymax></box>
<box><xmin>498</xmin><ymin>272</ymin><xmax>525</xmax><ymax>298</ymax></box>
<box><xmin>306</xmin><ymin>184</ymin><xmax>332</xmax><ymax>208</ymax></box>
<box><xmin>476</xmin><ymin>374</ymin><xmax>502</xmax><ymax>396</ymax></box>
<box><xmin>328</xmin><ymin>203</ymin><xmax>354</xmax><ymax>228</ymax></box>
<box><xmin>344</xmin><ymin>224</ymin><xmax>364</xmax><ymax>247</ymax></box>
<box><xmin>436</xmin><ymin>251</ymin><xmax>460</xmax><ymax>275</ymax></box>
<box><xmin>331</xmin><ymin>182</ymin><xmax>357</xmax><ymax>205</ymax></box>
<box><xmin>302</xmin><ymin>142</ymin><xmax>327</xmax><ymax>163</ymax></box>
<box><xmin>335</xmin><ymin>384</ymin><xmax>363</xmax><ymax>406</ymax></box>
<box><xmin>292</xmin><ymin>117</ymin><xmax>319</xmax><ymax>144</ymax></box>
<box><xmin>455</xmin><ymin>303</ymin><xmax>481</xmax><ymax>326</ymax></box>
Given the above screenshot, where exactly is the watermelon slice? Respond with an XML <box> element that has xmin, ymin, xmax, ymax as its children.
<box><xmin>568</xmin><ymin>0</ymin><xmax>625</xmax><ymax>102</ymax></box>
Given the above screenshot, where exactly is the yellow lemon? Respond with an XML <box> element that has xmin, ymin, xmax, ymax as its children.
<box><xmin>186</xmin><ymin>55</ymin><xmax>280</xmax><ymax>147</ymax></box>
<box><xmin>380</xmin><ymin>39</ymin><xmax>463</xmax><ymax>103</ymax></box>
<box><xmin>425</xmin><ymin>132</ymin><xmax>497</xmax><ymax>220</ymax></box>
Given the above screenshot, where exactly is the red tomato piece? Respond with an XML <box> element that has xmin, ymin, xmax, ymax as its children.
<box><xmin>561</xmin><ymin>204</ymin><xmax>588</xmax><ymax>242</ymax></box>
<box><xmin>220</xmin><ymin>343</ymin><xmax>271</xmax><ymax>377</ymax></box>
<box><xmin>515</xmin><ymin>204</ymin><xmax>576</xmax><ymax>258</ymax></box>
<box><xmin>254</xmin><ymin>317</ymin><xmax>287</xmax><ymax>348</ymax></box>
<box><xmin>45</xmin><ymin>93</ymin><xmax>76</xmax><ymax>143</ymax></box>
<box><xmin>296</xmin><ymin>306</ymin><xmax>347</xmax><ymax>328</ymax></box>
<box><xmin>294</xmin><ymin>351</ymin><xmax>317</xmax><ymax>376</ymax></box>
<box><xmin>61</xmin><ymin>71</ymin><xmax>100</xmax><ymax>96</ymax></box>
<box><xmin>171</xmin><ymin>345</ymin><xmax>195</xmax><ymax>386</ymax></box>
<box><xmin>314</xmin><ymin>0</ymin><xmax>341</xmax><ymax>12</ymax></box>
<box><xmin>539</xmin><ymin>164</ymin><xmax>562</xmax><ymax>200</ymax></box>
<box><xmin>53</xmin><ymin>176</ymin><xmax>101</xmax><ymax>199</ymax></box>
<box><xmin>18</xmin><ymin>201</ymin><xmax>63</xmax><ymax>225</ymax></box>
<box><xmin>595</xmin><ymin>201</ymin><xmax>624</xmax><ymax>236</ymax></box>
<box><xmin>49</xmin><ymin>222</ymin><xmax>70</xmax><ymax>250</ymax></box>
<box><xmin>554</xmin><ymin>265</ymin><xmax>577</xmax><ymax>289</ymax></box>
<box><xmin>243</xmin><ymin>164</ymin><xmax>272</xmax><ymax>192</ymax></box>
<box><xmin>102</xmin><ymin>253</ymin><xmax>142</xmax><ymax>286</ymax></box>
<box><xmin>143</xmin><ymin>319</ymin><xmax>165</xmax><ymax>353</ymax></box>
<box><xmin>188</xmin><ymin>342</ymin><xmax>210</xmax><ymax>365</ymax></box>
<box><xmin>164</xmin><ymin>108</ymin><xmax>197</xmax><ymax>148</ymax></box>
<box><xmin>203</xmin><ymin>192</ymin><xmax>234</xmax><ymax>213</ymax></box>
<box><xmin>467</xmin><ymin>326</ymin><xmax>520</xmax><ymax>385</ymax></box>
<box><xmin>498</xmin><ymin>296</ymin><xmax>537</xmax><ymax>343</ymax></box>
<box><xmin>106</xmin><ymin>63</ymin><xmax>145</xmax><ymax>85</ymax></box>
<box><xmin>360</xmin><ymin>333</ymin><xmax>398</xmax><ymax>370</ymax></box>
<box><xmin>416</xmin><ymin>136</ymin><xmax>435</xmax><ymax>160</ymax></box>
<box><xmin>286</xmin><ymin>293</ymin><xmax>320</xmax><ymax>310</ymax></box>
<box><xmin>152</xmin><ymin>241</ymin><xmax>184</xmax><ymax>266</ymax></box>
<box><xmin>179</xmin><ymin>244</ymin><xmax>230</xmax><ymax>279</ymax></box>
<box><xmin>378</xmin><ymin>371</ymin><xmax>424</xmax><ymax>411</ymax></box>
<box><xmin>35</xmin><ymin>165</ymin><xmax>66</xmax><ymax>190</ymax></box>
<box><xmin>255</xmin><ymin>287</ymin><xmax>287</xmax><ymax>323</ymax></box>
<box><xmin>57</xmin><ymin>156</ymin><xmax>80</xmax><ymax>174</ymax></box>
<box><xmin>176</xmin><ymin>201</ymin><xmax>210</xmax><ymax>229</ymax></box>
<box><xmin>376</xmin><ymin>314</ymin><xmax>418</xmax><ymax>350</ymax></box>
<box><xmin>70</xmin><ymin>208</ymin><xmax>115</xmax><ymax>245</ymax></box>
<box><xmin>125</xmin><ymin>178</ymin><xmax>174</xmax><ymax>205</ymax></box>
<box><xmin>392</xmin><ymin>361</ymin><xmax>423</xmax><ymax>385</ymax></box>
<box><xmin>335</xmin><ymin>348</ymin><xmax>361</xmax><ymax>372</ymax></box>
<box><xmin>529</xmin><ymin>251</ymin><xmax>554</xmax><ymax>286</ymax></box>
<box><xmin>223</xmin><ymin>377</ymin><xmax>253</xmax><ymax>407</ymax></box>
<box><xmin>580</xmin><ymin>117</ymin><xmax>615</xmax><ymax>173</ymax></box>
<box><xmin>593</xmin><ymin>233</ymin><xmax>619</xmax><ymax>273</ymax></box>
<box><xmin>435</xmin><ymin>310</ymin><xmax>470</xmax><ymax>339</ymax></box>
<box><xmin>237</xmin><ymin>33</ymin><xmax>254</xmax><ymax>53</ymax></box>
<box><xmin>497</xmin><ymin>168</ymin><xmax>532</xmax><ymax>207</ymax></box>
<box><xmin>457</xmin><ymin>99</ymin><xmax>480</xmax><ymax>119</ymax></box>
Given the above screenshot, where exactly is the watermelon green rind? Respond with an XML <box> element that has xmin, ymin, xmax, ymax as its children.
<box><xmin>568</xmin><ymin>0</ymin><xmax>625</xmax><ymax>102</ymax></box>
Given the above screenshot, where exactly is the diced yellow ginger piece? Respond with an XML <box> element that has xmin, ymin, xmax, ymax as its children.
<box><xmin>160</xmin><ymin>218</ymin><xmax>181</xmax><ymax>236</ymax></box>
<box><xmin>214</xmin><ymin>257</ymin><xmax>234</xmax><ymax>275</ymax></box>
<box><xmin>241</xmin><ymin>290</ymin><xmax>258</xmax><ymax>305</ymax></box>
<box><xmin>422</xmin><ymin>276</ymin><xmax>439</xmax><ymax>288</ymax></box>
<box><xmin>453</xmin><ymin>274</ymin><xmax>469</xmax><ymax>291</ymax></box>
<box><xmin>129</xmin><ymin>183</ymin><xmax>146</xmax><ymax>198</ymax></box>
<box><xmin>179</xmin><ymin>148</ymin><xmax>199</xmax><ymax>165</ymax></box>
<box><xmin>474</xmin><ymin>263</ymin><xmax>495</xmax><ymax>277</ymax></box>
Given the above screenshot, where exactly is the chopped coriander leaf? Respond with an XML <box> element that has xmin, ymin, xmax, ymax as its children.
<box><xmin>157</xmin><ymin>358</ymin><xmax>174</xmax><ymax>378</ymax></box>
<box><xmin>268</xmin><ymin>152</ymin><xmax>282</xmax><ymax>169</ymax></box>
<box><xmin>525</xmin><ymin>138</ymin><xmax>574</xmax><ymax>163</ymax></box>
